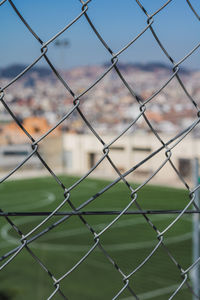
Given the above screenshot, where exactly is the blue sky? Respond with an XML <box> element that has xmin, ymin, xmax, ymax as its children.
<box><xmin>0</xmin><ymin>0</ymin><xmax>200</xmax><ymax>70</ymax></box>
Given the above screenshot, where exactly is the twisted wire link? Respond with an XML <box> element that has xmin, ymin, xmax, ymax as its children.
<box><xmin>0</xmin><ymin>0</ymin><xmax>200</xmax><ymax>299</ymax></box>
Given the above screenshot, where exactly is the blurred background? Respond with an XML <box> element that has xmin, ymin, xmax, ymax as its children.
<box><xmin>1</xmin><ymin>1</ymin><xmax>200</xmax><ymax>299</ymax></box>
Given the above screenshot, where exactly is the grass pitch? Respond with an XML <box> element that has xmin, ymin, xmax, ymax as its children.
<box><xmin>0</xmin><ymin>175</ymin><xmax>194</xmax><ymax>300</ymax></box>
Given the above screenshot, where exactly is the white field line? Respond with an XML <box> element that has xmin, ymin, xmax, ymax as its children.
<box><xmin>1</xmin><ymin>189</ymin><xmax>55</xmax><ymax>210</ymax></box>
<box><xmin>23</xmin><ymin>231</ymin><xmax>193</xmax><ymax>252</ymax></box>
<box><xmin>1</xmin><ymin>215</ymin><xmax>171</xmax><ymax>247</ymax></box>
<box><xmin>121</xmin><ymin>284</ymin><xmax>187</xmax><ymax>300</ymax></box>
<box><xmin>1</xmin><ymin>212</ymin><xmax>192</xmax><ymax>252</ymax></box>
<box><xmin>0</xmin><ymin>192</ymin><xmax>55</xmax><ymax>248</ymax></box>
<box><xmin>37</xmin><ymin>215</ymin><xmax>173</xmax><ymax>239</ymax></box>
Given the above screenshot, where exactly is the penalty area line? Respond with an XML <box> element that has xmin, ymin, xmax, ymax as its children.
<box><xmin>121</xmin><ymin>284</ymin><xmax>187</xmax><ymax>300</ymax></box>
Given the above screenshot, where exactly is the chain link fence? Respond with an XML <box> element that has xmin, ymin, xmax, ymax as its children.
<box><xmin>0</xmin><ymin>0</ymin><xmax>200</xmax><ymax>299</ymax></box>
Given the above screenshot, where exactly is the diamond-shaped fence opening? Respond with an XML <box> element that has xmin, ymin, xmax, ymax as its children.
<box><xmin>0</xmin><ymin>0</ymin><xmax>200</xmax><ymax>299</ymax></box>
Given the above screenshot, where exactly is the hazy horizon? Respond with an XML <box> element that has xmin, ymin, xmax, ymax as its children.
<box><xmin>1</xmin><ymin>59</ymin><xmax>199</xmax><ymax>73</ymax></box>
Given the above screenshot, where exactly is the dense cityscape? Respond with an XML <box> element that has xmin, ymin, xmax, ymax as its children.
<box><xmin>0</xmin><ymin>62</ymin><xmax>200</xmax><ymax>142</ymax></box>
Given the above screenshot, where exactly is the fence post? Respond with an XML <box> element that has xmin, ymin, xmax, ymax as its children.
<box><xmin>193</xmin><ymin>157</ymin><xmax>200</xmax><ymax>299</ymax></box>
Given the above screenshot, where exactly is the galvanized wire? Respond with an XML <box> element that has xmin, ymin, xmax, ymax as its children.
<box><xmin>0</xmin><ymin>0</ymin><xmax>200</xmax><ymax>299</ymax></box>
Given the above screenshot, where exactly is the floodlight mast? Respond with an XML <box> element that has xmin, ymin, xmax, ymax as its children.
<box><xmin>193</xmin><ymin>157</ymin><xmax>200</xmax><ymax>300</ymax></box>
<box><xmin>54</xmin><ymin>39</ymin><xmax>69</xmax><ymax>70</ymax></box>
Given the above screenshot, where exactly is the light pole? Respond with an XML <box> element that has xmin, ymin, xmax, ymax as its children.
<box><xmin>54</xmin><ymin>39</ymin><xmax>69</xmax><ymax>70</ymax></box>
<box><xmin>54</xmin><ymin>39</ymin><xmax>70</xmax><ymax>173</ymax></box>
<box><xmin>193</xmin><ymin>157</ymin><xmax>200</xmax><ymax>300</ymax></box>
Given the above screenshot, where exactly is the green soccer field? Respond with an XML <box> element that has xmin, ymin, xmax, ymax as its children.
<box><xmin>0</xmin><ymin>175</ymin><xmax>194</xmax><ymax>300</ymax></box>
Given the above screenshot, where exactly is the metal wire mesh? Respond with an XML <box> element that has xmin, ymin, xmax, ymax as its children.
<box><xmin>0</xmin><ymin>0</ymin><xmax>200</xmax><ymax>299</ymax></box>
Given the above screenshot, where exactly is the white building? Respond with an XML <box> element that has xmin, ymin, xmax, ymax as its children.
<box><xmin>63</xmin><ymin>132</ymin><xmax>200</xmax><ymax>187</ymax></box>
<box><xmin>0</xmin><ymin>132</ymin><xmax>198</xmax><ymax>187</ymax></box>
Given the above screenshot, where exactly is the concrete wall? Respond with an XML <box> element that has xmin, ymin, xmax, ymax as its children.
<box><xmin>40</xmin><ymin>135</ymin><xmax>63</xmax><ymax>171</ymax></box>
<box><xmin>0</xmin><ymin>135</ymin><xmax>63</xmax><ymax>174</ymax></box>
<box><xmin>63</xmin><ymin>133</ymin><xmax>200</xmax><ymax>187</ymax></box>
<box><xmin>0</xmin><ymin>132</ymin><xmax>198</xmax><ymax>187</ymax></box>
